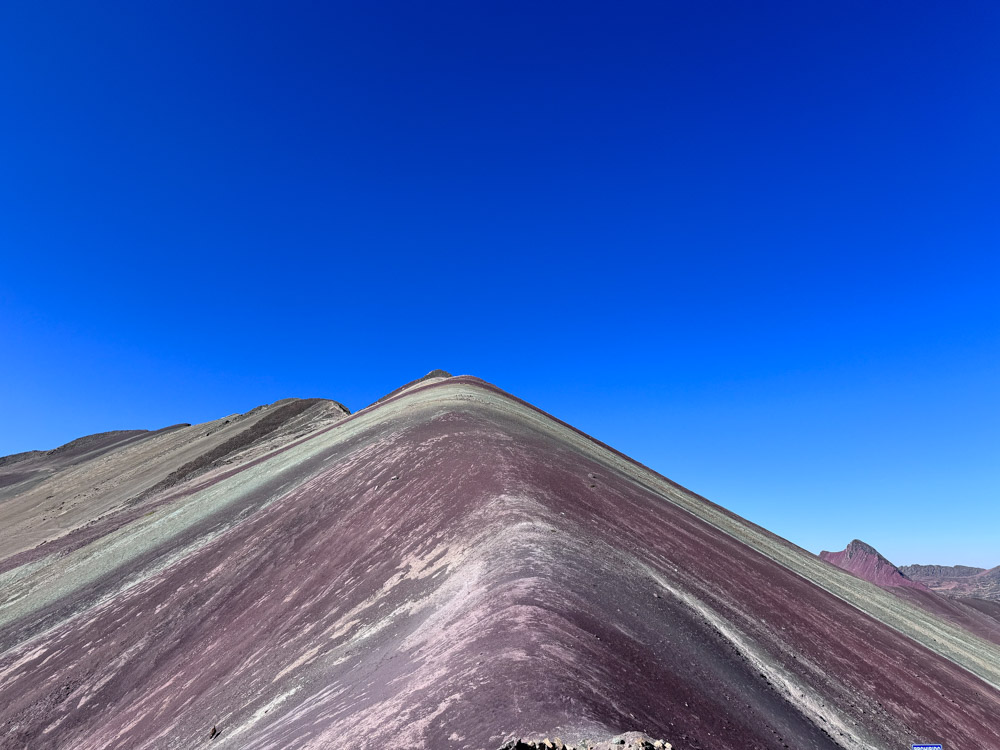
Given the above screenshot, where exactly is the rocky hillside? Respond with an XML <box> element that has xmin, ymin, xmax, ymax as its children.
<box><xmin>818</xmin><ymin>543</ymin><xmax>1000</xmax><ymax>644</ymax></box>
<box><xmin>819</xmin><ymin>539</ymin><xmax>928</xmax><ymax>589</ymax></box>
<box><xmin>1</xmin><ymin>376</ymin><xmax>998</xmax><ymax>749</ymax></box>
<box><xmin>901</xmin><ymin>563</ymin><xmax>1000</xmax><ymax>602</ymax></box>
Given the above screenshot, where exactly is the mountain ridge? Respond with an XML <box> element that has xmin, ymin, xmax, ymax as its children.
<box><xmin>901</xmin><ymin>563</ymin><xmax>1000</xmax><ymax>602</ymax></box>
<box><xmin>1</xmin><ymin>375</ymin><xmax>998</xmax><ymax>749</ymax></box>
<box><xmin>819</xmin><ymin>539</ymin><xmax>928</xmax><ymax>590</ymax></box>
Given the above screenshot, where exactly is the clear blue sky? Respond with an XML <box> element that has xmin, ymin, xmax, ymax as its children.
<box><xmin>1</xmin><ymin>2</ymin><xmax>997</xmax><ymax>567</ymax></box>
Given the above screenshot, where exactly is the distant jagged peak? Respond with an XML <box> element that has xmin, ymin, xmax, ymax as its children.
<box><xmin>820</xmin><ymin>539</ymin><xmax>928</xmax><ymax>590</ymax></box>
<box><xmin>843</xmin><ymin>539</ymin><xmax>879</xmax><ymax>557</ymax></box>
<box><xmin>821</xmin><ymin>538</ymin><xmax>885</xmax><ymax>562</ymax></box>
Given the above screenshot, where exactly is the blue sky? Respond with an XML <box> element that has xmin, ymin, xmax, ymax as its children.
<box><xmin>1</xmin><ymin>2</ymin><xmax>997</xmax><ymax>567</ymax></box>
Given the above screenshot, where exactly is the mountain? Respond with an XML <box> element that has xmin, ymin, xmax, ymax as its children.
<box><xmin>902</xmin><ymin>564</ymin><xmax>989</xmax><ymax>579</ymax></box>
<box><xmin>820</xmin><ymin>541</ymin><xmax>1000</xmax><ymax>646</ymax></box>
<box><xmin>901</xmin><ymin>563</ymin><xmax>1000</xmax><ymax>602</ymax></box>
<box><xmin>0</xmin><ymin>396</ymin><xmax>349</xmax><ymax>567</ymax></box>
<box><xmin>819</xmin><ymin>540</ymin><xmax>928</xmax><ymax>589</ymax></box>
<box><xmin>1</xmin><ymin>375</ymin><xmax>999</xmax><ymax>749</ymax></box>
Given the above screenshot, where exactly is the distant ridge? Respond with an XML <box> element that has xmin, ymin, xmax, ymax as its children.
<box><xmin>0</xmin><ymin>430</ymin><xmax>154</xmax><ymax>467</ymax></box>
<box><xmin>903</xmin><ymin>564</ymin><xmax>988</xmax><ymax>577</ymax></box>
<box><xmin>819</xmin><ymin>539</ymin><xmax>928</xmax><ymax>589</ymax></box>
<box><xmin>901</xmin><ymin>563</ymin><xmax>1000</xmax><ymax>602</ymax></box>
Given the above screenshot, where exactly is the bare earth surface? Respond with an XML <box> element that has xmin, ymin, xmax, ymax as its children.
<box><xmin>821</xmin><ymin>541</ymin><xmax>1000</xmax><ymax>646</ymax></box>
<box><xmin>901</xmin><ymin>563</ymin><xmax>1000</xmax><ymax>602</ymax></box>
<box><xmin>1</xmin><ymin>376</ymin><xmax>999</xmax><ymax>749</ymax></box>
<box><xmin>819</xmin><ymin>540</ymin><xmax>928</xmax><ymax>590</ymax></box>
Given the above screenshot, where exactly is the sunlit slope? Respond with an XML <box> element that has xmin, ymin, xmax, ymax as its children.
<box><xmin>0</xmin><ymin>397</ymin><xmax>348</xmax><ymax>566</ymax></box>
<box><xmin>0</xmin><ymin>377</ymin><xmax>998</xmax><ymax>750</ymax></box>
<box><xmin>819</xmin><ymin>540</ymin><xmax>1000</xmax><ymax>645</ymax></box>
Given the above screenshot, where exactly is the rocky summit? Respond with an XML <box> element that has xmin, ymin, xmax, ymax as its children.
<box><xmin>1</xmin><ymin>375</ymin><xmax>999</xmax><ymax>749</ymax></box>
<box><xmin>819</xmin><ymin>539</ymin><xmax>928</xmax><ymax>589</ymax></box>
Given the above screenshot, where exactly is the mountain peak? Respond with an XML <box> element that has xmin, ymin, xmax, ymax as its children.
<box><xmin>845</xmin><ymin>539</ymin><xmax>878</xmax><ymax>557</ymax></box>
<box><xmin>2</xmin><ymin>377</ymin><xmax>997</xmax><ymax>749</ymax></box>
<box><xmin>820</xmin><ymin>540</ymin><xmax>928</xmax><ymax>589</ymax></box>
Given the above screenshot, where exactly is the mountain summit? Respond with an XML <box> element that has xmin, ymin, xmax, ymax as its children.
<box><xmin>819</xmin><ymin>539</ymin><xmax>929</xmax><ymax>589</ymax></box>
<box><xmin>901</xmin><ymin>563</ymin><xmax>1000</xmax><ymax>602</ymax></box>
<box><xmin>1</xmin><ymin>376</ymin><xmax>998</xmax><ymax>749</ymax></box>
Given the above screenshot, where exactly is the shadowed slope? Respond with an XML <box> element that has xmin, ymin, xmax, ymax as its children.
<box><xmin>0</xmin><ymin>378</ymin><xmax>998</xmax><ymax>749</ymax></box>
